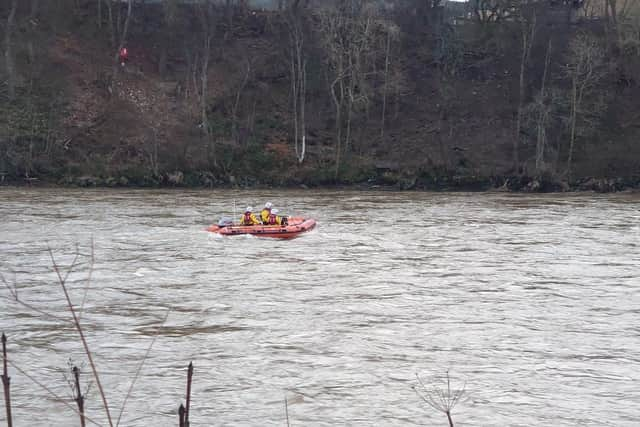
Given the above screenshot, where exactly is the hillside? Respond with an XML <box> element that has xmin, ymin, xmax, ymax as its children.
<box><xmin>1</xmin><ymin>0</ymin><xmax>639</xmax><ymax>191</ymax></box>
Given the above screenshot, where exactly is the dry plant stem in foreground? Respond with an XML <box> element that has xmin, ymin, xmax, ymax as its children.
<box><xmin>73</xmin><ymin>366</ymin><xmax>86</xmax><ymax>427</ymax></box>
<box><xmin>2</xmin><ymin>245</ymin><xmax>173</xmax><ymax>426</ymax></box>
<box><xmin>78</xmin><ymin>237</ymin><xmax>95</xmax><ymax>323</ymax></box>
<box><xmin>49</xmin><ymin>248</ymin><xmax>114</xmax><ymax>427</ymax></box>
<box><xmin>178</xmin><ymin>362</ymin><xmax>194</xmax><ymax>427</ymax></box>
<box><xmin>1</xmin><ymin>272</ymin><xmax>70</xmax><ymax>323</ymax></box>
<box><xmin>2</xmin><ymin>333</ymin><xmax>13</xmax><ymax>427</ymax></box>
<box><xmin>115</xmin><ymin>310</ymin><xmax>170</xmax><ymax>427</ymax></box>
<box><xmin>186</xmin><ymin>362</ymin><xmax>194</xmax><ymax>427</ymax></box>
<box><xmin>3</xmin><ymin>357</ymin><xmax>103</xmax><ymax>427</ymax></box>
<box><xmin>179</xmin><ymin>404</ymin><xmax>186</xmax><ymax>427</ymax></box>
<box><xmin>414</xmin><ymin>371</ymin><xmax>466</xmax><ymax>427</ymax></box>
<box><xmin>284</xmin><ymin>394</ymin><xmax>290</xmax><ymax>427</ymax></box>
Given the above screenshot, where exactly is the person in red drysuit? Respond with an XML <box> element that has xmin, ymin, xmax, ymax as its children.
<box><xmin>119</xmin><ymin>47</ymin><xmax>129</xmax><ymax>67</ymax></box>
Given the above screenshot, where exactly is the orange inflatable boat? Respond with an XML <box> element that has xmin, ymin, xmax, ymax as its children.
<box><xmin>206</xmin><ymin>217</ymin><xmax>316</xmax><ymax>239</ymax></box>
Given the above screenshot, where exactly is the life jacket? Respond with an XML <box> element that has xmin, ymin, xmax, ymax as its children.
<box><xmin>267</xmin><ymin>213</ymin><xmax>278</xmax><ymax>225</ymax></box>
<box><xmin>242</xmin><ymin>212</ymin><xmax>254</xmax><ymax>225</ymax></box>
<box><xmin>260</xmin><ymin>208</ymin><xmax>270</xmax><ymax>224</ymax></box>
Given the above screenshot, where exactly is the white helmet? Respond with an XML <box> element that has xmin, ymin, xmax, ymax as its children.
<box><xmin>265</xmin><ymin>202</ymin><xmax>273</xmax><ymax>209</ymax></box>
<box><xmin>272</xmin><ymin>208</ymin><xmax>279</xmax><ymax>214</ymax></box>
<box><xmin>245</xmin><ymin>206</ymin><xmax>252</xmax><ymax>212</ymax></box>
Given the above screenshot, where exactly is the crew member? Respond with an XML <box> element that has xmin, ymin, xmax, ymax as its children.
<box><xmin>260</xmin><ymin>202</ymin><xmax>273</xmax><ymax>224</ymax></box>
<box><xmin>267</xmin><ymin>208</ymin><xmax>282</xmax><ymax>225</ymax></box>
<box><xmin>240</xmin><ymin>207</ymin><xmax>260</xmax><ymax>225</ymax></box>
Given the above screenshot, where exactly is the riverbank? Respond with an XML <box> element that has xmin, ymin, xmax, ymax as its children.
<box><xmin>2</xmin><ymin>172</ymin><xmax>639</xmax><ymax>193</ymax></box>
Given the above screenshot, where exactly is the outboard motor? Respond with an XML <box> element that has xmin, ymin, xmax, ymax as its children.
<box><xmin>218</xmin><ymin>217</ymin><xmax>233</xmax><ymax>227</ymax></box>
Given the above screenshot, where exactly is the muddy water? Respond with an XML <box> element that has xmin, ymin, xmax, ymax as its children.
<box><xmin>0</xmin><ymin>188</ymin><xmax>639</xmax><ymax>426</ymax></box>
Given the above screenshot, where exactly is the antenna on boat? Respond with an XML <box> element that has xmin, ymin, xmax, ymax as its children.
<box><xmin>233</xmin><ymin>199</ymin><xmax>237</xmax><ymax>222</ymax></box>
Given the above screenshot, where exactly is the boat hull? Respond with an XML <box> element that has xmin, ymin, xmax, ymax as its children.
<box><xmin>206</xmin><ymin>217</ymin><xmax>316</xmax><ymax>239</ymax></box>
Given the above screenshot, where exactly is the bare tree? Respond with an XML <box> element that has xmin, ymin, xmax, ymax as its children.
<box><xmin>286</xmin><ymin>2</ymin><xmax>307</xmax><ymax>163</ymax></box>
<box><xmin>606</xmin><ymin>0</ymin><xmax>619</xmax><ymax>45</ymax></box>
<box><xmin>380</xmin><ymin>22</ymin><xmax>399</xmax><ymax>141</ymax></box>
<box><xmin>535</xmin><ymin>38</ymin><xmax>552</xmax><ymax>174</ymax></box>
<box><xmin>473</xmin><ymin>0</ymin><xmax>513</xmax><ymax>24</ymax></box>
<box><xmin>197</xmin><ymin>1</ymin><xmax>216</xmax><ymax>167</ymax></box>
<box><xmin>618</xmin><ymin>0</ymin><xmax>640</xmax><ymax>53</ymax></box>
<box><xmin>30</xmin><ymin>0</ymin><xmax>39</xmax><ymax>19</ymax></box>
<box><xmin>4</xmin><ymin>0</ymin><xmax>18</xmax><ymax>100</ymax></box>
<box><xmin>105</xmin><ymin>0</ymin><xmax>116</xmax><ymax>47</ymax></box>
<box><xmin>231</xmin><ymin>59</ymin><xmax>251</xmax><ymax>147</ymax></box>
<box><xmin>159</xmin><ymin>0</ymin><xmax>179</xmax><ymax>76</ymax></box>
<box><xmin>317</xmin><ymin>1</ymin><xmax>383</xmax><ymax>178</ymax></box>
<box><xmin>563</xmin><ymin>33</ymin><xmax>606</xmax><ymax>180</ymax></box>
<box><xmin>514</xmin><ymin>4</ymin><xmax>536</xmax><ymax>172</ymax></box>
<box><xmin>97</xmin><ymin>0</ymin><xmax>102</xmax><ymax>29</ymax></box>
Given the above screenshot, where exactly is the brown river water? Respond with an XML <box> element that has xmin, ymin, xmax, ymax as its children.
<box><xmin>0</xmin><ymin>188</ymin><xmax>639</xmax><ymax>426</ymax></box>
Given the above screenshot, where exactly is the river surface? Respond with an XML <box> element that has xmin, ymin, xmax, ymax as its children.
<box><xmin>0</xmin><ymin>188</ymin><xmax>639</xmax><ymax>426</ymax></box>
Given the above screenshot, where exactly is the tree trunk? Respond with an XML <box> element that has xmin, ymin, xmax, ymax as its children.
<box><xmin>331</xmin><ymin>77</ymin><xmax>343</xmax><ymax>180</ymax></box>
<box><xmin>535</xmin><ymin>39</ymin><xmax>552</xmax><ymax>174</ymax></box>
<box><xmin>380</xmin><ymin>26</ymin><xmax>391</xmax><ymax>140</ymax></box>
<box><xmin>607</xmin><ymin>0</ymin><xmax>619</xmax><ymax>45</ymax></box>
<box><xmin>299</xmin><ymin>57</ymin><xmax>306</xmax><ymax>163</ymax></box>
<box><xmin>201</xmin><ymin>36</ymin><xmax>215</xmax><ymax>167</ymax></box>
<box><xmin>106</xmin><ymin>0</ymin><xmax>115</xmax><ymax>46</ymax></box>
<box><xmin>514</xmin><ymin>12</ymin><xmax>535</xmax><ymax>173</ymax></box>
<box><xmin>30</xmin><ymin>0</ymin><xmax>40</xmax><ymax>18</ymax></box>
<box><xmin>290</xmin><ymin>36</ymin><xmax>299</xmax><ymax>161</ymax></box>
<box><xmin>4</xmin><ymin>0</ymin><xmax>18</xmax><ymax>101</ymax></box>
<box><xmin>97</xmin><ymin>0</ymin><xmax>102</xmax><ymax>28</ymax></box>
<box><xmin>232</xmin><ymin>61</ymin><xmax>251</xmax><ymax>146</ymax></box>
<box><xmin>567</xmin><ymin>77</ymin><xmax>578</xmax><ymax>180</ymax></box>
<box><xmin>287</xmin><ymin>6</ymin><xmax>307</xmax><ymax>164</ymax></box>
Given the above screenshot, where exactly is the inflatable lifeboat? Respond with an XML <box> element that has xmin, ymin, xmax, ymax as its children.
<box><xmin>206</xmin><ymin>217</ymin><xmax>316</xmax><ymax>239</ymax></box>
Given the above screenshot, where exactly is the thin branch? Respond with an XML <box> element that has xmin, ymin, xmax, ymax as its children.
<box><xmin>2</xmin><ymin>332</ymin><xmax>12</xmax><ymax>427</ymax></box>
<box><xmin>78</xmin><ymin>238</ymin><xmax>95</xmax><ymax>322</ymax></box>
<box><xmin>48</xmin><ymin>248</ymin><xmax>114</xmax><ymax>427</ymax></box>
<box><xmin>284</xmin><ymin>393</ymin><xmax>290</xmax><ymax>427</ymax></box>
<box><xmin>1</xmin><ymin>273</ymin><xmax>71</xmax><ymax>323</ymax></box>
<box><xmin>2</xmin><ymin>358</ymin><xmax>104</xmax><ymax>427</ymax></box>
<box><xmin>116</xmin><ymin>310</ymin><xmax>170</xmax><ymax>427</ymax></box>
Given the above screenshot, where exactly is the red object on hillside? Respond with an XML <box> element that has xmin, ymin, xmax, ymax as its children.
<box><xmin>119</xmin><ymin>47</ymin><xmax>129</xmax><ymax>64</ymax></box>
